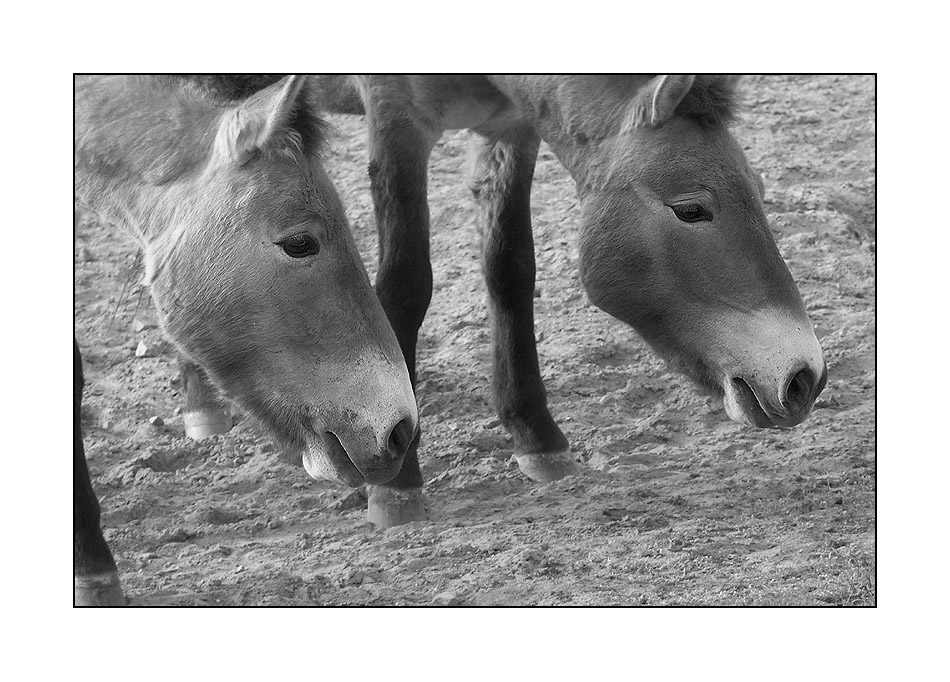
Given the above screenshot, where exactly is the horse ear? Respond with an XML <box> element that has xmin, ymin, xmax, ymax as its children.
<box><xmin>626</xmin><ymin>75</ymin><xmax>696</xmax><ymax>129</ymax></box>
<box><xmin>753</xmin><ymin>168</ymin><xmax>765</xmax><ymax>197</ymax></box>
<box><xmin>214</xmin><ymin>75</ymin><xmax>310</xmax><ymax>165</ymax></box>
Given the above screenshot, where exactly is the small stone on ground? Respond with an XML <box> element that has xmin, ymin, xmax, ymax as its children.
<box><xmin>432</xmin><ymin>591</ymin><xmax>460</xmax><ymax>606</ymax></box>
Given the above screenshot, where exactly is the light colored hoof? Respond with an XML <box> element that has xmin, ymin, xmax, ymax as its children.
<box><xmin>367</xmin><ymin>486</ymin><xmax>427</xmax><ymax>528</ymax></box>
<box><xmin>515</xmin><ymin>450</ymin><xmax>580</xmax><ymax>483</ymax></box>
<box><xmin>183</xmin><ymin>410</ymin><xmax>232</xmax><ymax>440</ymax></box>
<box><xmin>75</xmin><ymin>572</ymin><xmax>126</xmax><ymax>607</ymax></box>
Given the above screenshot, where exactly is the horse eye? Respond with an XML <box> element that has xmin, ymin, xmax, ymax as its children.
<box><xmin>671</xmin><ymin>204</ymin><xmax>712</xmax><ymax>223</ymax></box>
<box><xmin>277</xmin><ymin>233</ymin><xmax>319</xmax><ymax>258</ymax></box>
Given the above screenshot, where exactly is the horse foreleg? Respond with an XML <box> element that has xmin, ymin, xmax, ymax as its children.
<box><xmin>74</xmin><ymin>340</ymin><xmax>125</xmax><ymax>606</ymax></box>
<box><xmin>364</xmin><ymin>111</ymin><xmax>437</xmax><ymax>527</ymax></box>
<box><xmin>179</xmin><ymin>358</ymin><xmax>231</xmax><ymax>440</ymax></box>
<box><xmin>472</xmin><ymin>125</ymin><xmax>578</xmax><ymax>483</ymax></box>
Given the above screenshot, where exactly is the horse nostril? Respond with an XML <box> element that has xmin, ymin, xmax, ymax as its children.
<box><xmin>386</xmin><ymin>417</ymin><xmax>415</xmax><ymax>460</ymax></box>
<box><xmin>785</xmin><ymin>367</ymin><xmax>817</xmax><ymax>412</ymax></box>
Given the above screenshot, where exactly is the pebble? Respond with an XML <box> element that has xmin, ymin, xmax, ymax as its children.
<box><xmin>342</xmin><ymin>587</ymin><xmax>370</xmax><ymax>603</ymax></box>
<box><xmin>477</xmin><ymin>416</ymin><xmax>502</xmax><ymax>430</ymax></box>
<box><xmin>135</xmin><ymin>340</ymin><xmax>160</xmax><ymax>358</ymax></box>
<box><xmin>159</xmin><ymin>527</ymin><xmax>192</xmax><ymax>543</ymax></box>
<box><xmin>431</xmin><ymin>591</ymin><xmax>461</xmax><ymax>606</ymax></box>
<box><xmin>587</xmin><ymin>453</ymin><xmax>615</xmax><ymax>471</ymax></box>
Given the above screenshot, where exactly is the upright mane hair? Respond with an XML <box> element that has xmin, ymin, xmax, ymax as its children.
<box><xmin>149</xmin><ymin>75</ymin><xmax>331</xmax><ymax>159</ymax></box>
<box><xmin>674</xmin><ymin>75</ymin><xmax>741</xmax><ymax>128</ymax></box>
<box><xmin>171</xmin><ymin>74</ymin><xmax>287</xmax><ymax>100</ymax></box>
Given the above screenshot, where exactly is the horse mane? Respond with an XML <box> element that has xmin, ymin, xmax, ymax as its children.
<box><xmin>674</xmin><ymin>75</ymin><xmax>741</xmax><ymax>128</ymax></box>
<box><xmin>167</xmin><ymin>74</ymin><xmax>287</xmax><ymax>100</ymax></box>
<box><xmin>148</xmin><ymin>75</ymin><xmax>331</xmax><ymax>159</ymax></box>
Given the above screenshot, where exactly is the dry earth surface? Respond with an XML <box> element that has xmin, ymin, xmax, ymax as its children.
<box><xmin>74</xmin><ymin>74</ymin><xmax>875</xmax><ymax>606</ymax></box>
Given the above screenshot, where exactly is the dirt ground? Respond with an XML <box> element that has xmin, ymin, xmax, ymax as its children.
<box><xmin>73</xmin><ymin>75</ymin><xmax>875</xmax><ymax>607</ymax></box>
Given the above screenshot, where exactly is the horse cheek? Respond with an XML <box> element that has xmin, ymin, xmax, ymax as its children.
<box><xmin>579</xmin><ymin>225</ymin><xmax>655</xmax><ymax>325</ymax></box>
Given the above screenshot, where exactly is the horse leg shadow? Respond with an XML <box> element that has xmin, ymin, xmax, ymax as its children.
<box><xmin>471</xmin><ymin>124</ymin><xmax>579</xmax><ymax>483</ymax></box>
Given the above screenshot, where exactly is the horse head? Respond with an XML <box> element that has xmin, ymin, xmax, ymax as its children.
<box><xmin>100</xmin><ymin>76</ymin><xmax>419</xmax><ymax>483</ymax></box>
<box><xmin>578</xmin><ymin>75</ymin><xmax>826</xmax><ymax>428</ymax></box>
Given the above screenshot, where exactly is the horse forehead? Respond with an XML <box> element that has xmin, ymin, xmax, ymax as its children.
<box><xmin>621</xmin><ymin>124</ymin><xmax>752</xmax><ymax>187</ymax></box>
<box><xmin>222</xmin><ymin>159</ymin><xmax>334</xmax><ymax>221</ymax></box>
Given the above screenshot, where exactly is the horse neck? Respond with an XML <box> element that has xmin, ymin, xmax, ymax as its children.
<box><xmin>74</xmin><ymin>76</ymin><xmax>215</xmax><ymax>248</ymax></box>
<box><xmin>489</xmin><ymin>75</ymin><xmax>654</xmax><ymax>195</ymax></box>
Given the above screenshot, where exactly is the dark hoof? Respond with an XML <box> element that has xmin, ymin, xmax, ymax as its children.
<box><xmin>75</xmin><ymin>572</ymin><xmax>126</xmax><ymax>606</ymax></box>
<box><xmin>367</xmin><ymin>486</ymin><xmax>427</xmax><ymax>528</ymax></box>
<box><xmin>515</xmin><ymin>450</ymin><xmax>580</xmax><ymax>483</ymax></box>
<box><xmin>183</xmin><ymin>409</ymin><xmax>232</xmax><ymax>440</ymax></box>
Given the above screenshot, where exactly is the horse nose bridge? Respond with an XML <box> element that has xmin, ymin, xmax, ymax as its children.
<box><xmin>340</xmin><ymin>352</ymin><xmax>419</xmax><ymax>450</ymax></box>
<box><xmin>750</xmin><ymin>308</ymin><xmax>824</xmax><ymax>366</ymax></box>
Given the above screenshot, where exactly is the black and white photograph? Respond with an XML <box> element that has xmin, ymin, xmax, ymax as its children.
<box><xmin>73</xmin><ymin>74</ymin><xmax>876</xmax><ymax>609</ymax></box>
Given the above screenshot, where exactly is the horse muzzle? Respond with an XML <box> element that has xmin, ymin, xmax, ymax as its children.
<box><xmin>723</xmin><ymin>358</ymin><xmax>828</xmax><ymax>428</ymax></box>
<box><xmin>301</xmin><ymin>411</ymin><xmax>418</xmax><ymax>486</ymax></box>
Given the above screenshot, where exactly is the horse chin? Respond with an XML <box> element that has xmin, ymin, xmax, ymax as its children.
<box><xmin>301</xmin><ymin>432</ymin><xmax>366</xmax><ymax>487</ymax></box>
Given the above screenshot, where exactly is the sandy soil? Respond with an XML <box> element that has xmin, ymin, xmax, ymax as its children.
<box><xmin>74</xmin><ymin>74</ymin><xmax>875</xmax><ymax>606</ymax></box>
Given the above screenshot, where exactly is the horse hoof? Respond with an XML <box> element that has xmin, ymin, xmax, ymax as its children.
<box><xmin>515</xmin><ymin>450</ymin><xmax>580</xmax><ymax>483</ymax></box>
<box><xmin>183</xmin><ymin>410</ymin><xmax>232</xmax><ymax>440</ymax></box>
<box><xmin>75</xmin><ymin>572</ymin><xmax>126</xmax><ymax>606</ymax></box>
<box><xmin>366</xmin><ymin>486</ymin><xmax>427</xmax><ymax>528</ymax></box>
